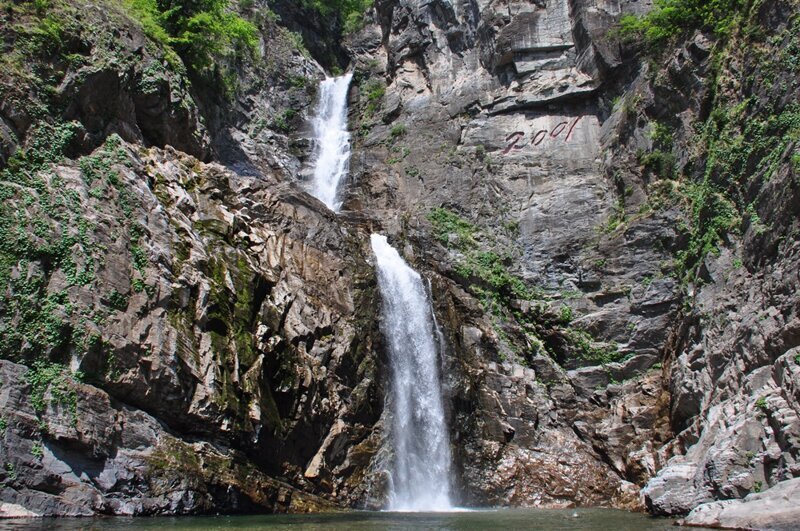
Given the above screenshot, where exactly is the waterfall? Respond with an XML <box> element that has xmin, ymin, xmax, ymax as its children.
<box><xmin>308</xmin><ymin>73</ymin><xmax>353</xmax><ymax>211</ymax></box>
<box><xmin>370</xmin><ymin>234</ymin><xmax>454</xmax><ymax>512</ymax></box>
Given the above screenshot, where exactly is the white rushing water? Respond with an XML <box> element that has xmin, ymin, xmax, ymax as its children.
<box><xmin>308</xmin><ymin>73</ymin><xmax>353</xmax><ymax>211</ymax></box>
<box><xmin>370</xmin><ymin>234</ymin><xmax>454</xmax><ymax>512</ymax></box>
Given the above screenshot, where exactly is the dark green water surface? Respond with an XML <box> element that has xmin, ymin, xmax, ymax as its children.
<box><xmin>0</xmin><ymin>508</ymin><xmax>689</xmax><ymax>530</ymax></box>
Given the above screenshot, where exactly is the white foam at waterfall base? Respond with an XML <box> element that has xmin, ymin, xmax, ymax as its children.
<box><xmin>309</xmin><ymin>73</ymin><xmax>353</xmax><ymax>211</ymax></box>
<box><xmin>370</xmin><ymin>234</ymin><xmax>454</xmax><ymax>512</ymax></box>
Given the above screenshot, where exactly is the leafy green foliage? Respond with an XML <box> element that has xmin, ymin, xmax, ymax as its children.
<box><xmin>31</xmin><ymin>442</ymin><xmax>44</xmax><ymax>458</ymax></box>
<box><xmin>271</xmin><ymin>108</ymin><xmax>297</xmax><ymax>133</ymax></box>
<box><xmin>632</xmin><ymin>8</ymin><xmax>800</xmax><ymax>283</ymax></box>
<box><xmin>1</xmin><ymin>123</ymin><xmax>85</xmax><ymax>359</ymax></box>
<box><xmin>31</xmin><ymin>14</ymin><xmax>66</xmax><ymax>55</ymax></box>
<box><xmin>639</xmin><ymin>150</ymin><xmax>677</xmax><ymax>179</ymax></box>
<box><xmin>427</xmin><ymin>207</ymin><xmax>620</xmax><ymax>368</ymax></box>
<box><xmin>0</xmin><ymin>132</ymin><xmax>144</xmax><ymax>364</ymax></box>
<box><xmin>359</xmin><ymin>77</ymin><xmax>385</xmax><ymax>116</ymax></box>
<box><xmin>124</xmin><ymin>0</ymin><xmax>257</xmax><ymax>75</ymax></box>
<box><xmin>125</xmin><ymin>0</ymin><xmax>172</xmax><ymax>44</ymax></box>
<box><xmin>427</xmin><ymin>207</ymin><xmax>477</xmax><ymax>248</ymax></box>
<box><xmin>390</xmin><ymin>123</ymin><xmax>407</xmax><ymax>138</ymax></box>
<box><xmin>427</xmin><ymin>208</ymin><xmax>533</xmax><ymax>301</ymax></box>
<box><xmin>455</xmin><ymin>252</ymin><xmax>533</xmax><ymax>301</ymax></box>
<box><xmin>563</xmin><ymin>329</ymin><xmax>622</xmax><ymax>365</ymax></box>
<box><xmin>25</xmin><ymin>361</ymin><xmax>80</xmax><ymax>424</ymax></box>
<box><xmin>618</xmin><ymin>0</ymin><xmax>746</xmax><ymax>48</ymax></box>
<box><xmin>755</xmin><ymin>396</ymin><xmax>768</xmax><ymax>411</ymax></box>
<box><xmin>4</xmin><ymin>122</ymin><xmax>79</xmax><ymax>179</ymax></box>
<box><xmin>792</xmin><ymin>152</ymin><xmax>800</xmax><ymax>172</ymax></box>
<box><xmin>108</xmin><ymin>290</ymin><xmax>128</xmax><ymax>311</ymax></box>
<box><xmin>638</xmin><ymin>121</ymin><xmax>677</xmax><ymax>178</ymax></box>
<box><xmin>558</xmin><ymin>304</ymin><xmax>573</xmax><ymax>324</ymax></box>
<box><xmin>304</xmin><ymin>0</ymin><xmax>373</xmax><ymax>34</ymax></box>
<box><xmin>675</xmin><ymin>103</ymin><xmax>800</xmax><ymax>278</ymax></box>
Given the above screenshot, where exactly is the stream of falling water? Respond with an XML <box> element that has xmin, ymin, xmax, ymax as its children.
<box><xmin>308</xmin><ymin>73</ymin><xmax>353</xmax><ymax>211</ymax></box>
<box><xmin>370</xmin><ymin>234</ymin><xmax>454</xmax><ymax>512</ymax></box>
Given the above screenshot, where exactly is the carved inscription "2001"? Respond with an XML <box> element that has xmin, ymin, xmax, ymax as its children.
<box><xmin>502</xmin><ymin>116</ymin><xmax>583</xmax><ymax>155</ymax></box>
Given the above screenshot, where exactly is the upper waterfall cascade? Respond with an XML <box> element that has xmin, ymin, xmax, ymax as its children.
<box><xmin>308</xmin><ymin>73</ymin><xmax>353</xmax><ymax>211</ymax></box>
<box><xmin>370</xmin><ymin>234</ymin><xmax>454</xmax><ymax>512</ymax></box>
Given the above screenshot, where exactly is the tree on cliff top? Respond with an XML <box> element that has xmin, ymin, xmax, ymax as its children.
<box><xmin>129</xmin><ymin>0</ymin><xmax>257</xmax><ymax>71</ymax></box>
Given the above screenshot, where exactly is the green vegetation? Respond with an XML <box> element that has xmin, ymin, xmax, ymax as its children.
<box><xmin>124</xmin><ymin>0</ymin><xmax>172</xmax><ymax>46</ymax></box>
<box><xmin>284</xmin><ymin>31</ymin><xmax>308</xmax><ymax>58</ymax></box>
<box><xmin>0</xmin><ymin>128</ymin><xmax>147</xmax><ymax>368</ymax></box>
<box><xmin>31</xmin><ymin>442</ymin><xmax>44</xmax><ymax>458</ymax></box>
<box><xmin>618</xmin><ymin>0</ymin><xmax>746</xmax><ymax>48</ymax></box>
<box><xmin>454</xmin><ymin>252</ymin><xmax>533</xmax><ymax>302</ymax></box>
<box><xmin>108</xmin><ymin>290</ymin><xmax>128</xmax><ymax>311</ymax></box>
<box><xmin>304</xmin><ymin>0</ymin><xmax>373</xmax><ymax>34</ymax></box>
<box><xmin>25</xmin><ymin>361</ymin><xmax>80</xmax><ymax>424</ymax></box>
<box><xmin>755</xmin><ymin>396</ymin><xmax>768</xmax><ymax>412</ymax></box>
<box><xmin>639</xmin><ymin>150</ymin><xmax>676</xmax><ymax>179</ymax></box>
<box><xmin>404</xmin><ymin>166</ymin><xmax>419</xmax><ymax>178</ymax></box>
<box><xmin>564</xmin><ymin>329</ymin><xmax>621</xmax><ymax>365</ymax></box>
<box><xmin>427</xmin><ymin>207</ymin><xmax>478</xmax><ymax>248</ymax></box>
<box><xmin>272</xmin><ymin>108</ymin><xmax>298</xmax><ymax>133</ymax></box>
<box><xmin>559</xmin><ymin>304</ymin><xmax>573</xmax><ymax>324</ymax></box>
<box><xmin>638</xmin><ymin>122</ymin><xmax>676</xmax><ymax>179</ymax></box>
<box><xmin>600</xmin><ymin>195</ymin><xmax>626</xmax><ymax>234</ymax></box>
<box><xmin>427</xmin><ymin>208</ymin><xmax>535</xmax><ymax>302</ymax></box>
<box><xmin>4</xmin><ymin>463</ymin><xmax>18</xmax><ymax>481</ymax></box>
<box><xmin>1</xmin><ymin>122</ymin><xmax>86</xmax><ymax>359</ymax></box>
<box><xmin>390</xmin><ymin>123</ymin><xmax>407</xmax><ymax>139</ymax></box>
<box><xmin>792</xmin><ymin>152</ymin><xmax>800</xmax><ymax>172</ymax></box>
<box><xmin>427</xmin><ymin>207</ymin><xmax>623</xmax><ymax>367</ymax></box>
<box><xmin>361</xmin><ymin>78</ymin><xmax>386</xmax><ymax>115</ymax></box>
<box><xmin>127</xmin><ymin>0</ymin><xmax>257</xmax><ymax>72</ymax></box>
<box><xmin>624</xmin><ymin>9</ymin><xmax>800</xmax><ymax>283</ymax></box>
<box><xmin>675</xmin><ymin>103</ymin><xmax>800</xmax><ymax>279</ymax></box>
<box><xmin>386</xmin><ymin>145</ymin><xmax>410</xmax><ymax>164</ymax></box>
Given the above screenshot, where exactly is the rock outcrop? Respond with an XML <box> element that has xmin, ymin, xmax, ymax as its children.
<box><xmin>680</xmin><ymin>478</ymin><xmax>800</xmax><ymax>530</ymax></box>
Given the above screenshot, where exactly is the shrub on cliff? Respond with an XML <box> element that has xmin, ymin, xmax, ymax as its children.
<box><xmin>618</xmin><ymin>0</ymin><xmax>747</xmax><ymax>47</ymax></box>
<box><xmin>304</xmin><ymin>0</ymin><xmax>373</xmax><ymax>34</ymax></box>
<box><xmin>127</xmin><ymin>0</ymin><xmax>257</xmax><ymax>72</ymax></box>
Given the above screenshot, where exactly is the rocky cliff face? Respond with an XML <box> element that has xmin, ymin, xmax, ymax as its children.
<box><xmin>1</xmin><ymin>0</ymin><xmax>799</xmax><ymax>521</ymax></box>
<box><xmin>0</xmin><ymin>0</ymin><xmax>385</xmax><ymax>515</ymax></box>
<box><xmin>342</xmin><ymin>0</ymin><xmax>678</xmax><ymax>508</ymax></box>
<box><xmin>342</xmin><ymin>0</ymin><xmax>799</xmax><ymax>513</ymax></box>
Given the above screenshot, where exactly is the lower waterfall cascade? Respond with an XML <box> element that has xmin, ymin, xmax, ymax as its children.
<box><xmin>370</xmin><ymin>234</ymin><xmax>454</xmax><ymax>512</ymax></box>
